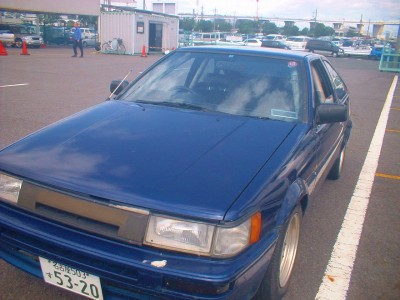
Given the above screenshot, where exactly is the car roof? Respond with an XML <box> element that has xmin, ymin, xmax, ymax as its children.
<box><xmin>175</xmin><ymin>45</ymin><xmax>317</xmax><ymax>60</ymax></box>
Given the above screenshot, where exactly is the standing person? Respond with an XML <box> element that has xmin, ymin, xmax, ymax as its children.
<box><xmin>72</xmin><ymin>22</ymin><xmax>83</xmax><ymax>58</ymax></box>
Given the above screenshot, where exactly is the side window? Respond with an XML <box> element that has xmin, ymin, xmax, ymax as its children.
<box><xmin>310</xmin><ymin>59</ymin><xmax>335</xmax><ymax>105</ymax></box>
<box><xmin>323</xmin><ymin>61</ymin><xmax>347</xmax><ymax>100</ymax></box>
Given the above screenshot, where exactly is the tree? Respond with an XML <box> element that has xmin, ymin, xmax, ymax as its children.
<box><xmin>282</xmin><ymin>24</ymin><xmax>300</xmax><ymax>37</ymax></box>
<box><xmin>180</xmin><ymin>18</ymin><xmax>196</xmax><ymax>31</ymax></box>
<box><xmin>79</xmin><ymin>15</ymin><xmax>98</xmax><ymax>28</ymax></box>
<box><xmin>346</xmin><ymin>28</ymin><xmax>359</xmax><ymax>37</ymax></box>
<box><xmin>311</xmin><ymin>22</ymin><xmax>335</xmax><ymax>37</ymax></box>
<box><xmin>300</xmin><ymin>27</ymin><xmax>310</xmax><ymax>36</ymax></box>
<box><xmin>236</xmin><ymin>19</ymin><xmax>258</xmax><ymax>34</ymax></box>
<box><xmin>38</xmin><ymin>14</ymin><xmax>62</xmax><ymax>43</ymax></box>
<box><xmin>195</xmin><ymin>20</ymin><xmax>213</xmax><ymax>32</ymax></box>
<box><xmin>37</xmin><ymin>14</ymin><xmax>62</xmax><ymax>26</ymax></box>
<box><xmin>261</xmin><ymin>21</ymin><xmax>279</xmax><ymax>35</ymax></box>
<box><xmin>214</xmin><ymin>19</ymin><xmax>232</xmax><ymax>32</ymax></box>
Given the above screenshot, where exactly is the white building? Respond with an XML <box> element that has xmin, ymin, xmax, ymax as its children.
<box><xmin>100</xmin><ymin>9</ymin><xmax>179</xmax><ymax>55</ymax></box>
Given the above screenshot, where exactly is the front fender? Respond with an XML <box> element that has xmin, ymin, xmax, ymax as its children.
<box><xmin>275</xmin><ymin>178</ymin><xmax>307</xmax><ymax>227</ymax></box>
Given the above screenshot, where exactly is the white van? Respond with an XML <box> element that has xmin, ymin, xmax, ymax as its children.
<box><xmin>285</xmin><ymin>36</ymin><xmax>309</xmax><ymax>51</ymax></box>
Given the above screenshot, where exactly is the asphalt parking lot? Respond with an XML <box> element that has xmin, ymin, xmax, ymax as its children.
<box><xmin>0</xmin><ymin>46</ymin><xmax>399</xmax><ymax>300</ymax></box>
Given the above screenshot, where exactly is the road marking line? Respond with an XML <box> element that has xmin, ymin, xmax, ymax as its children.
<box><xmin>376</xmin><ymin>173</ymin><xmax>400</xmax><ymax>180</ymax></box>
<box><xmin>386</xmin><ymin>129</ymin><xmax>400</xmax><ymax>133</ymax></box>
<box><xmin>315</xmin><ymin>75</ymin><xmax>398</xmax><ymax>300</ymax></box>
<box><xmin>0</xmin><ymin>83</ymin><xmax>29</xmax><ymax>88</ymax></box>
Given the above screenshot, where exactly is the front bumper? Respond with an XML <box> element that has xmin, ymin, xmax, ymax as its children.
<box><xmin>24</xmin><ymin>37</ymin><xmax>43</xmax><ymax>46</ymax></box>
<box><xmin>0</xmin><ymin>202</ymin><xmax>275</xmax><ymax>300</ymax></box>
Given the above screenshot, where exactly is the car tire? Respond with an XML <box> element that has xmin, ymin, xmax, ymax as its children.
<box><xmin>83</xmin><ymin>41</ymin><xmax>88</xmax><ymax>48</ymax></box>
<box><xmin>254</xmin><ymin>205</ymin><xmax>302</xmax><ymax>300</ymax></box>
<box><xmin>328</xmin><ymin>146</ymin><xmax>346</xmax><ymax>180</ymax></box>
<box><xmin>332</xmin><ymin>52</ymin><xmax>338</xmax><ymax>57</ymax></box>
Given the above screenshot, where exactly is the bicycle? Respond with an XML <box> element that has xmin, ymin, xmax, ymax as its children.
<box><xmin>102</xmin><ymin>38</ymin><xmax>126</xmax><ymax>54</ymax></box>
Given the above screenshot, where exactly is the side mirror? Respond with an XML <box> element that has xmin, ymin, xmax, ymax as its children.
<box><xmin>110</xmin><ymin>80</ymin><xmax>129</xmax><ymax>96</ymax></box>
<box><xmin>316</xmin><ymin>103</ymin><xmax>348</xmax><ymax>125</ymax></box>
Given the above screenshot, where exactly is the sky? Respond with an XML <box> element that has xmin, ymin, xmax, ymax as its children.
<box><xmin>174</xmin><ymin>0</ymin><xmax>399</xmax><ymax>23</ymax></box>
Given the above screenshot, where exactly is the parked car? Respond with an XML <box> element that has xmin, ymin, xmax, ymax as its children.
<box><xmin>240</xmin><ymin>38</ymin><xmax>263</xmax><ymax>47</ymax></box>
<box><xmin>70</xmin><ymin>27</ymin><xmax>97</xmax><ymax>39</ymax></box>
<box><xmin>285</xmin><ymin>36</ymin><xmax>309</xmax><ymax>51</ymax></box>
<box><xmin>0</xmin><ymin>29</ymin><xmax>15</xmax><ymax>46</ymax></box>
<box><xmin>69</xmin><ymin>27</ymin><xmax>97</xmax><ymax>44</ymax></box>
<box><xmin>264</xmin><ymin>34</ymin><xmax>287</xmax><ymax>41</ymax></box>
<box><xmin>369</xmin><ymin>43</ymin><xmax>396</xmax><ymax>60</ymax></box>
<box><xmin>82</xmin><ymin>35</ymin><xmax>99</xmax><ymax>47</ymax></box>
<box><xmin>306</xmin><ymin>39</ymin><xmax>344</xmax><ymax>57</ymax></box>
<box><xmin>339</xmin><ymin>40</ymin><xmax>372</xmax><ymax>57</ymax></box>
<box><xmin>0</xmin><ymin>46</ymin><xmax>351</xmax><ymax>300</ymax></box>
<box><xmin>261</xmin><ymin>40</ymin><xmax>291</xmax><ymax>50</ymax></box>
<box><xmin>342</xmin><ymin>44</ymin><xmax>372</xmax><ymax>57</ymax></box>
<box><xmin>0</xmin><ymin>24</ymin><xmax>43</xmax><ymax>48</ymax></box>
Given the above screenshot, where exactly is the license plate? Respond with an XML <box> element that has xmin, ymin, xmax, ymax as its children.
<box><xmin>39</xmin><ymin>257</ymin><xmax>103</xmax><ymax>300</ymax></box>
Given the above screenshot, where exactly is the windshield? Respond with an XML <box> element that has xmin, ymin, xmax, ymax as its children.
<box><xmin>120</xmin><ymin>51</ymin><xmax>307</xmax><ymax>122</ymax></box>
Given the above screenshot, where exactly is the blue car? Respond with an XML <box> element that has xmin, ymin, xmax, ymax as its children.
<box><xmin>0</xmin><ymin>46</ymin><xmax>351</xmax><ymax>300</ymax></box>
<box><xmin>369</xmin><ymin>43</ymin><xmax>396</xmax><ymax>60</ymax></box>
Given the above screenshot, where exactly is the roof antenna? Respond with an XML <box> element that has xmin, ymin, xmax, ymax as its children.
<box><xmin>107</xmin><ymin>68</ymin><xmax>133</xmax><ymax>100</ymax></box>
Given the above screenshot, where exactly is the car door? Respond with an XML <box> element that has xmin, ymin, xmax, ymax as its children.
<box><xmin>311</xmin><ymin>58</ymin><xmax>347</xmax><ymax>186</ymax></box>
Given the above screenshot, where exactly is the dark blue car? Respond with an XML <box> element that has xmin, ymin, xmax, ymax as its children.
<box><xmin>0</xmin><ymin>46</ymin><xmax>351</xmax><ymax>300</ymax></box>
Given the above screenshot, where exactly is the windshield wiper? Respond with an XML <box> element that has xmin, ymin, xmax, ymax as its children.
<box><xmin>135</xmin><ymin>100</ymin><xmax>210</xmax><ymax>112</ymax></box>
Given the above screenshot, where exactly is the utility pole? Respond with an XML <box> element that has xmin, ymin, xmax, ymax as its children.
<box><xmin>256</xmin><ymin>0</ymin><xmax>259</xmax><ymax>21</ymax></box>
<box><xmin>397</xmin><ymin>22</ymin><xmax>400</xmax><ymax>54</ymax></box>
<box><xmin>312</xmin><ymin>9</ymin><xmax>317</xmax><ymax>37</ymax></box>
<box><xmin>213</xmin><ymin>8</ymin><xmax>216</xmax><ymax>32</ymax></box>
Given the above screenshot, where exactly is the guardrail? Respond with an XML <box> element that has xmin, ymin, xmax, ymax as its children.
<box><xmin>379</xmin><ymin>50</ymin><xmax>400</xmax><ymax>72</ymax></box>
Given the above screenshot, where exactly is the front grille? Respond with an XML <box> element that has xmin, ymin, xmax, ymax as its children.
<box><xmin>18</xmin><ymin>181</ymin><xmax>149</xmax><ymax>244</ymax></box>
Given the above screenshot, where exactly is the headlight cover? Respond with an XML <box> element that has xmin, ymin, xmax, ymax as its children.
<box><xmin>145</xmin><ymin>216</ymin><xmax>214</xmax><ymax>254</ymax></box>
<box><xmin>145</xmin><ymin>213</ymin><xmax>261</xmax><ymax>257</ymax></box>
<box><xmin>0</xmin><ymin>173</ymin><xmax>22</xmax><ymax>204</ymax></box>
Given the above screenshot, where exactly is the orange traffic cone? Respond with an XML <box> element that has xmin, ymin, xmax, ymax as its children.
<box><xmin>141</xmin><ymin>45</ymin><xmax>147</xmax><ymax>57</ymax></box>
<box><xmin>20</xmin><ymin>41</ymin><xmax>30</xmax><ymax>55</ymax></box>
<box><xmin>0</xmin><ymin>41</ymin><xmax>8</xmax><ymax>56</ymax></box>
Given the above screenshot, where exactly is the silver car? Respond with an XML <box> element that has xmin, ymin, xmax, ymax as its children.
<box><xmin>82</xmin><ymin>35</ymin><xmax>99</xmax><ymax>48</ymax></box>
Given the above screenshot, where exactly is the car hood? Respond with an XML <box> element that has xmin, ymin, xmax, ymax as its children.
<box><xmin>0</xmin><ymin>101</ymin><xmax>296</xmax><ymax>221</ymax></box>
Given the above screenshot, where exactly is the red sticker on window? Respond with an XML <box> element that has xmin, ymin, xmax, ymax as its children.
<box><xmin>288</xmin><ymin>61</ymin><xmax>298</xmax><ymax>68</ymax></box>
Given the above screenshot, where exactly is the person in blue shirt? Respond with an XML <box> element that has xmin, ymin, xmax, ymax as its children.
<box><xmin>72</xmin><ymin>22</ymin><xmax>83</xmax><ymax>58</ymax></box>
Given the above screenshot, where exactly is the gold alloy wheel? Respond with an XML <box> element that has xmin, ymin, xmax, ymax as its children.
<box><xmin>279</xmin><ymin>212</ymin><xmax>300</xmax><ymax>288</ymax></box>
